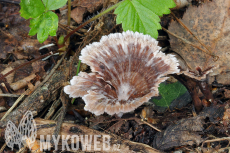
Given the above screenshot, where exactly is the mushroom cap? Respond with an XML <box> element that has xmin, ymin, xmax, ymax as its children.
<box><xmin>64</xmin><ymin>31</ymin><xmax>180</xmax><ymax>116</ymax></box>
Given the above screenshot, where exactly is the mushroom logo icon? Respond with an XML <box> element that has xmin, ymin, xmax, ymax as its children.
<box><xmin>5</xmin><ymin>111</ymin><xmax>37</xmax><ymax>150</ymax></box>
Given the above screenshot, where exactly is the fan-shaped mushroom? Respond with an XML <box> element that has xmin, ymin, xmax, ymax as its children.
<box><xmin>64</xmin><ymin>31</ymin><xmax>180</xmax><ymax>117</ymax></box>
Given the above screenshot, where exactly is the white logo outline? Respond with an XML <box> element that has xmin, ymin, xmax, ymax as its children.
<box><xmin>5</xmin><ymin>111</ymin><xmax>37</xmax><ymax>150</ymax></box>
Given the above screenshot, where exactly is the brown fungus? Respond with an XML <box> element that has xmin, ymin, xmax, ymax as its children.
<box><xmin>64</xmin><ymin>31</ymin><xmax>180</xmax><ymax>117</ymax></box>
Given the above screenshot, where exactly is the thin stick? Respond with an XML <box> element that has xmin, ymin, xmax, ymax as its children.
<box><xmin>0</xmin><ymin>143</ymin><xmax>6</xmax><ymax>153</ymax></box>
<box><xmin>141</xmin><ymin>120</ymin><xmax>161</xmax><ymax>132</ymax></box>
<box><xmin>64</xmin><ymin>1</ymin><xmax>123</xmax><ymax>42</ymax></box>
<box><xmin>202</xmin><ymin>137</ymin><xmax>230</xmax><ymax>145</ymax></box>
<box><xmin>58</xmin><ymin>23</ymin><xmax>83</xmax><ymax>36</ymax></box>
<box><xmin>0</xmin><ymin>93</ymin><xmax>20</xmax><ymax>97</ymax></box>
<box><xmin>66</xmin><ymin>0</ymin><xmax>71</xmax><ymax>44</ymax></box>
<box><xmin>1</xmin><ymin>89</ymin><xmax>30</xmax><ymax>121</ymax></box>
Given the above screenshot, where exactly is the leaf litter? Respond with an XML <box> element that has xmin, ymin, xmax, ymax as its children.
<box><xmin>1</xmin><ymin>0</ymin><xmax>230</xmax><ymax>152</ymax></box>
<box><xmin>169</xmin><ymin>0</ymin><xmax>230</xmax><ymax>85</ymax></box>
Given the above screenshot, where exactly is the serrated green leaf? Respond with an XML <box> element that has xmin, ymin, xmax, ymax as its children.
<box><xmin>152</xmin><ymin>81</ymin><xmax>187</xmax><ymax>107</ymax></box>
<box><xmin>42</xmin><ymin>0</ymin><xmax>68</xmax><ymax>10</ymax></box>
<box><xmin>20</xmin><ymin>0</ymin><xmax>45</xmax><ymax>19</ymax></box>
<box><xmin>114</xmin><ymin>0</ymin><xmax>176</xmax><ymax>38</ymax></box>
<box><xmin>139</xmin><ymin>0</ymin><xmax>176</xmax><ymax>16</ymax></box>
<box><xmin>29</xmin><ymin>11</ymin><xmax>58</xmax><ymax>43</ymax></box>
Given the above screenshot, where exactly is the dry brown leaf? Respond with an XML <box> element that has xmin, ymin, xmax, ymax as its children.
<box><xmin>153</xmin><ymin>116</ymin><xmax>204</xmax><ymax>150</ymax></box>
<box><xmin>31</xmin><ymin>60</ymin><xmax>47</xmax><ymax>77</ymax></box>
<box><xmin>70</xmin><ymin>0</ymin><xmax>105</xmax><ymax>25</ymax></box>
<box><xmin>223</xmin><ymin>107</ymin><xmax>230</xmax><ymax>126</ymax></box>
<box><xmin>108</xmin><ymin>120</ymin><xmax>125</xmax><ymax>133</ymax></box>
<box><xmin>0</xmin><ymin>3</ymin><xmax>52</xmax><ymax>60</ymax></box>
<box><xmin>18</xmin><ymin>38</ymin><xmax>52</xmax><ymax>59</ymax></box>
<box><xmin>72</xmin><ymin>0</ymin><xmax>105</xmax><ymax>13</ymax></box>
<box><xmin>0</xmin><ymin>66</ymin><xmax>14</xmax><ymax>84</ymax></box>
<box><xmin>10</xmin><ymin>73</ymin><xmax>36</xmax><ymax>91</ymax></box>
<box><xmin>224</xmin><ymin>89</ymin><xmax>230</xmax><ymax>99</ymax></box>
<box><xmin>169</xmin><ymin>0</ymin><xmax>230</xmax><ymax>84</ymax></box>
<box><xmin>70</xmin><ymin>7</ymin><xmax>87</xmax><ymax>24</ymax></box>
<box><xmin>0</xmin><ymin>33</ymin><xmax>17</xmax><ymax>59</ymax></box>
<box><xmin>0</xmin><ymin>60</ymin><xmax>47</xmax><ymax>92</ymax></box>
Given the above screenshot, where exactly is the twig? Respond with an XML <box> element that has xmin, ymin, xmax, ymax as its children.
<box><xmin>51</xmin><ymin>90</ymin><xmax>69</xmax><ymax>149</ymax></box>
<box><xmin>58</xmin><ymin>23</ymin><xmax>83</xmax><ymax>36</ymax></box>
<box><xmin>202</xmin><ymin>137</ymin><xmax>230</xmax><ymax>146</ymax></box>
<box><xmin>64</xmin><ymin>1</ymin><xmax>123</xmax><ymax>42</ymax></box>
<box><xmin>90</xmin><ymin>117</ymin><xmax>162</xmax><ymax>132</ymax></box>
<box><xmin>52</xmin><ymin>106</ymin><xmax>62</xmax><ymax>121</ymax></box>
<box><xmin>0</xmin><ymin>28</ymin><xmax>14</xmax><ymax>38</ymax></box>
<box><xmin>140</xmin><ymin>120</ymin><xmax>161</xmax><ymax>132</ymax></box>
<box><xmin>0</xmin><ymin>143</ymin><xmax>6</xmax><ymax>153</ymax></box>
<box><xmin>1</xmin><ymin>89</ymin><xmax>30</xmax><ymax>121</ymax></box>
<box><xmin>44</xmin><ymin>99</ymin><xmax>61</xmax><ymax>120</ymax></box>
<box><xmin>0</xmin><ymin>93</ymin><xmax>20</xmax><ymax>97</ymax></box>
<box><xmin>66</xmin><ymin>0</ymin><xmax>71</xmax><ymax>44</ymax></box>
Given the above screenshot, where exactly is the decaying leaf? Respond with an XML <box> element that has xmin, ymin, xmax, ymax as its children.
<box><xmin>0</xmin><ymin>3</ymin><xmax>52</xmax><ymax>60</ymax></box>
<box><xmin>0</xmin><ymin>33</ymin><xmax>17</xmax><ymax>59</ymax></box>
<box><xmin>169</xmin><ymin>0</ymin><xmax>230</xmax><ymax>84</ymax></box>
<box><xmin>224</xmin><ymin>89</ymin><xmax>230</xmax><ymax>99</ymax></box>
<box><xmin>108</xmin><ymin>120</ymin><xmax>125</xmax><ymax>133</ymax></box>
<box><xmin>70</xmin><ymin>7</ymin><xmax>87</xmax><ymax>24</ymax></box>
<box><xmin>1</xmin><ymin>67</ymin><xmax>15</xmax><ymax>84</ymax></box>
<box><xmin>0</xmin><ymin>60</ymin><xmax>46</xmax><ymax>92</ymax></box>
<box><xmin>10</xmin><ymin>74</ymin><xmax>36</xmax><ymax>91</ymax></box>
<box><xmin>223</xmin><ymin>107</ymin><xmax>230</xmax><ymax>126</ymax></box>
<box><xmin>153</xmin><ymin>116</ymin><xmax>204</xmax><ymax>150</ymax></box>
<box><xmin>70</xmin><ymin>0</ymin><xmax>105</xmax><ymax>24</ymax></box>
<box><xmin>72</xmin><ymin>0</ymin><xmax>105</xmax><ymax>13</ymax></box>
<box><xmin>153</xmin><ymin>105</ymin><xmax>225</xmax><ymax>150</ymax></box>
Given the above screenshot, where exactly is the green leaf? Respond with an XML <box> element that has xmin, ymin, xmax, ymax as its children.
<box><xmin>29</xmin><ymin>11</ymin><xmax>58</xmax><ymax>43</ymax></box>
<box><xmin>42</xmin><ymin>0</ymin><xmax>68</xmax><ymax>10</ymax></box>
<box><xmin>152</xmin><ymin>81</ymin><xmax>187</xmax><ymax>107</ymax></box>
<box><xmin>114</xmin><ymin>0</ymin><xmax>176</xmax><ymax>39</ymax></box>
<box><xmin>20</xmin><ymin>0</ymin><xmax>45</xmax><ymax>19</ymax></box>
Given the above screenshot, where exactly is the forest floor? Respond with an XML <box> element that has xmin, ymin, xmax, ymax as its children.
<box><xmin>0</xmin><ymin>0</ymin><xmax>230</xmax><ymax>152</ymax></box>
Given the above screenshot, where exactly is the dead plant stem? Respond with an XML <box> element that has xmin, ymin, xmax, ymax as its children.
<box><xmin>66</xmin><ymin>0</ymin><xmax>71</xmax><ymax>44</ymax></box>
<box><xmin>64</xmin><ymin>1</ymin><xmax>124</xmax><ymax>42</ymax></box>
